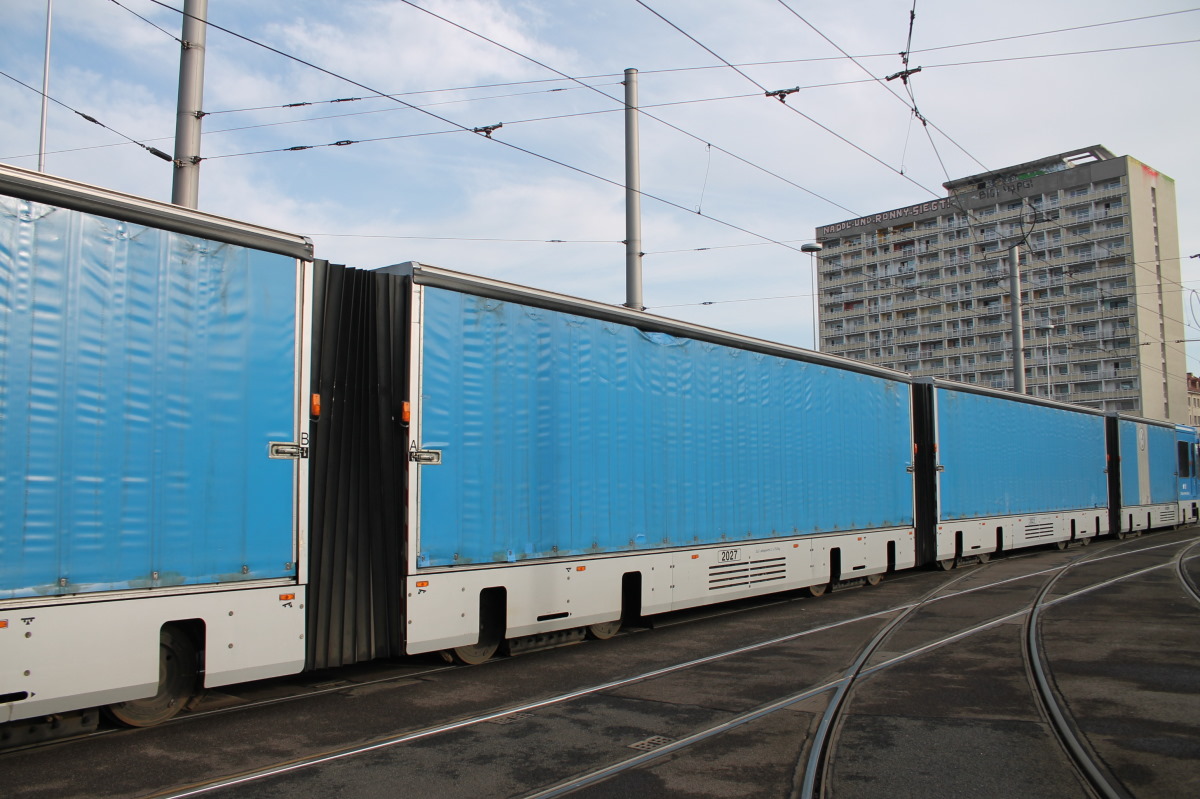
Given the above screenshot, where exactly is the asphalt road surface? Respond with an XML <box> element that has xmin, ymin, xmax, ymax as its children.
<box><xmin>4</xmin><ymin>528</ymin><xmax>1198</xmax><ymax>799</ymax></box>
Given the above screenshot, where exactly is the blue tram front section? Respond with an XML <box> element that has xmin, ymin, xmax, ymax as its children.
<box><xmin>1175</xmin><ymin>424</ymin><xmax>1200</xmax><ymax>524</ymax></box>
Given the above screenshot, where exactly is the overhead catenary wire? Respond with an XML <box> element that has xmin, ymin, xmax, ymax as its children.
<box><xmin>201</xmin><ymin>82</ymin><xmax>620</xmax><ymax>117</ymax></box>
<box><xmin>650</xmin><ymin>281</ymin><xmax>1200</xmax><ymax>314</ymax></box>
<box><xmin>195</xmin><ymin>92</ymin><xmax>786</xmax><ymax>160</ymax></box>
<box><xmin>305</xmin><ymin>233</ymin><xmax>620</xmax><ymax>244</ymax></box>
<box><xmin>197</xmin><ymin>6</ymin><xmax>1200</xmax><ymax>118</ymax></box>
<box><xmin>633</xmin><ymin>0</ymin><xmax>949</xmax><ymax>202</ymax></box>
<box><xmin>106</xmin><ymin>0</ymin><xmax>182</xmax><ymax>44</ymax></box>
<box><xmin>142</xmin><ymin>0</ymin><xmax>814</xmax><ymax>256</ymax></box>
<box><xmin>23</xmin><ymin>3</ymin><xmax>1195</xmax><ymax>321</ymax></box>
<box><xmin>391</xmin><ymin>0</ymin><xmax>860</xmax><ymax>217</ymax></box>
<box><xmin>12</xmin><ymin>28</ymin><xmax>1191</xmax><ymax>178</ymax></box>
<box><xmin>770</xmin><ymin>0</ymin><xmax>991</xmax><ymax>185</ymax></box>
<box><xmin>0</xmin><ymin>68</ymin><xmax>172</xmax><ymax>163</ymax></box>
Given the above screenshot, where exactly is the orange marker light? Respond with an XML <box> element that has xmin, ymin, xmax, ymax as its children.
<box><xmin>415</xmin><ymin>580</ymin><xmax>429</xmax><ymax>588</ymax></box>
<box><xmin>279</xmin><ymin>593</ymin><xmax>296</xmax><ymax>601</ymax></box>
<box><xmin>576</xmin><ymin>566</ymin><xmax>586</xmax><ymax>571</ymax></box>
<box><xmin>0</xmin><ymin>620</ymin><xmax>7</xmax><ymax>629</ymax></box>
<box><xmin>691</xmin><ymin>554</ymin><xmax>700</xmax><ymax>559</ymax></box>
<box><xmin>311</xmin><ymin>393</ymin><xmax>322</xmax><ymax>417</ymax></box>
<box><xmin>402</xmin><ymin>401</ymin><xmax>412</xmax><ymax>423</ymax></box>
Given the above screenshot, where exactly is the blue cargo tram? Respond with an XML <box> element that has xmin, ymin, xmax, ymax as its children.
<box><xmin>0</xmin><ymin>163</ymin><xmax>1194</xmax><ymax>736</ymax></box>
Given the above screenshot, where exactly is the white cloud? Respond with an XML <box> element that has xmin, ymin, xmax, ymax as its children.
<box><xmin>2</xmin><ymin>0</ymin><xmax>1198</xmax><ymax>362</ymax></box>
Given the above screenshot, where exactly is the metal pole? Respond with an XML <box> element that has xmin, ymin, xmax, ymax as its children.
<box><xmin>1009</xmin><ymin>244</ymin><xmax>1026</xmax><ymax>394</ymax></box>
<box><xmin>801</xmin><ymin>242</ymin><xmax>823</xmax><ymax>350</ymax></box>
<box><xmin>811</xmin><ymin>254</ymin><xmax>819</xmax><ymax>350</ymax></box>
<box><xmin>1046</xmin><ymin>333</ymin><xmax>1052</xmax><ymax>397</ymax></box>
<box><xmin>623</xmin><ymin>68</ymin><xmax>643</xmax><ymax>311</ymax></box>
<box><xmin>37</xmin><ymin>0</ymin><xmax>53</xmax><ymax>173</ymax></box>
<box><xmin>171</xmin><ymin>0</ymin><xmax>207</xmax><ymax>208</ymax></box>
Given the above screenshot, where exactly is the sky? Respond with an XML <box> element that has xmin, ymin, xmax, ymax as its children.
<box><xmin>3</xmin><ymin>0</ymin><xmax>1199</xmax><ymax>369</ymax></box>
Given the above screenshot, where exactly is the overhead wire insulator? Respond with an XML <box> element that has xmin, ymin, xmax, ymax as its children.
<box><xmin>473</xmin><ymin>123</ymin><xmax>503</xmax><ymax>138</ymax></box>
<box><xmin>765</xmin><ymin>86</ymin><xmax>799</xmax><ymax>103</ymax></box>
<box><xmin>885</xmin><ymin>66</ymin><xmax>923</xmax><ymax>84</ymax></box>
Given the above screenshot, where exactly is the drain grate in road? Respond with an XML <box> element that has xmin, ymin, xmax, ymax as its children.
<box><xmin>487</xmin><ymin>712</ymin><xmax>534</xmax><ymax>725</ymax></box>
<box><xmin>627</xmin><ymin>735</ymin><xmax>676</xmax><ymax>751</ymax></box>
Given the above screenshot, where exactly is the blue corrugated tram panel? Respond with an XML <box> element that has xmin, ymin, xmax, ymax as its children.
<box><xmin>935</xmin><ymin>387</ymin><xmax>1107</xmax><ymax>520</ymax></box>
<box><xmin>1147</xmin><ymin>424</ymin><xmax>1178</xmax><ymax>504</ymax></box>
<box><xmin>1117</xmin><ymin>418</ymin><xmax>1179</xmax><ymax>508</ymax></box>
<box><xmin>1118</xmin><ymin>419</ymin><xmax>1141</xmax><ymax>509</ymax></box>
<box><xmin>415</xmin><ymin>286</ymin><xmax>914</xmax><ymax>568</ymax></box>
<box><xmin>0</xmin><ymin>197</ymin><xmax>299</xmax><ymax>598</ymax></box>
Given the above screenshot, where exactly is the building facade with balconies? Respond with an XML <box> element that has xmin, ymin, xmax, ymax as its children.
<box><xmin>815</xmin><ymin>145</ymin><xmax>1185</xmax><ymax>422</ymax></box>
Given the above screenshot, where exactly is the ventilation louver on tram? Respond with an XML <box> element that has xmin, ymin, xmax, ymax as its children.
<box><xmin>707</xmin><ymin>557</ymin><xmax>787</xmax><ymax>590</ymax></box>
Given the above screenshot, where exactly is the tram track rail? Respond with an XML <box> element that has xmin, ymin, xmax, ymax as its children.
<box><xmin>526</xmin><ymin>534</ymin><xmax>1192</xmax><ymax>799</ymax></box>
<box><xmin>1173</xmin><ymin>539</ymin><xmax>1200</xmax><ymax>606</ymax></box>
<box><xmin>4</xmin><ymin>532</ymin><xmax>1195</xmax><ymax>799</ymax></box>
<box><xmin>802</xmin><ymin>532</ymin><xmax>1190</xmax><ymax>799</ymax></box>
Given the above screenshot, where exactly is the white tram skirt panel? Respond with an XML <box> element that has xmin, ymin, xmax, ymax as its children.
<box><xmin>0</xmin><ymin>586</ymin><xmax>306</xmax><ymax>723</ymax></box>
<box><xmin>1121</xmin><ymin>503</ymin><xmax>1179</xmax><ymax>534</ymax></box>
<box><xmin>934</xmin><ymin>510</ymin><xmax>1106</xmax><ymax>561</ymax></box>
<box><xmin>403</xmin><ymin>528</ymin><xmax>916</xmax><ymax>655</ymax></box>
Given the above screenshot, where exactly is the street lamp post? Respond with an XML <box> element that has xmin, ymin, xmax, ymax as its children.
<box><xmin>801</xmin><ymin>242</ymin><xmax>823</xmax><ymax>351</ymax></box>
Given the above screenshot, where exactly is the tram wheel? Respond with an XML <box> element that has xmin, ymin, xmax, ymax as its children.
<box><xmin>937</xmin><ymin>558</ymin><xmax>956</xmax><ymax>571</ymax></box>
<box><xmin>977</xmin><ymin>552</ymin><xmax>991</xmax><ymax>564</ymax></box>
<box><xmin>104</xmin><ymin>627</ymin><xmax>198</xmax><ymax>728</ymax></box>
<box><xmin>865</xmin><ymin>573</ymin><xmax>883</xmax><ymax>587</ymax></box>
<box><xmin>1055</xmin><ymin>540</ymin><xmax>1069</xmax><ymax>551</ymax></box>
<box><xmin>807</xmin><ymin>582</ymin><xmax>828</xmax><ymax>597</ymax></box>
<box><xmin>587</xmin><ymin>620</ymin><xmax>622</xmax><ymax>640</ymax></box>
<box><xmin>449</xmin><ymin>640</ymin><xmax>500</xmax><ymax>665</ymax></box>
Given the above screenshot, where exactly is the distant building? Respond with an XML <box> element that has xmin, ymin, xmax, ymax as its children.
<box><xmin>815</xmin><ymin>145</ymin><xmax>1185</xmax><ymax>423</ymax></box>
<box><xmin>1188</xmin><ymin>373</ymin><xmax>1200</xmax><ymax>427</ymax></box>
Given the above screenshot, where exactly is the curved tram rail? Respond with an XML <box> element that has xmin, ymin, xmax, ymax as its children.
<box><xmin>801</xmin><ymin>534</ymin><xmax>1193</xmax><ymax>799</ymax></box>
<box><xmin>2</xmin><ymin>533</ymin><xmax>1194</xmax><ymax>799</ymax></box>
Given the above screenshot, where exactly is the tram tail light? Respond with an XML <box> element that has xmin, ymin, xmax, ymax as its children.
<box><xmin>279</xmin><ymin>594</ymin><xmax>295</xmax><ymax>601</ymax></box>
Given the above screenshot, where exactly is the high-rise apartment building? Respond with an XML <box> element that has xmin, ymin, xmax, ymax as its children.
<box><xmin>815</xmin><ymin>145</ymin><xmax>1185</xmax><ymax>422</ymax></box>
